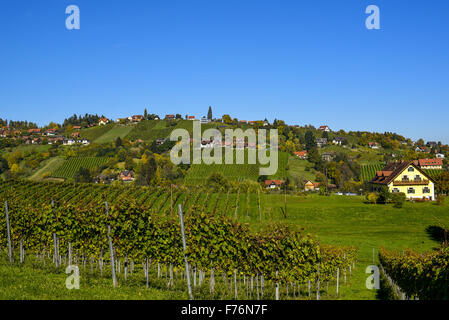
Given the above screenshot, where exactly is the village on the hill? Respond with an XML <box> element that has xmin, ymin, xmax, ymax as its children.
<box><xmin>0</xmin><ymin>107</ymin><xmax>448</xmax><ymax>204</ymax></box>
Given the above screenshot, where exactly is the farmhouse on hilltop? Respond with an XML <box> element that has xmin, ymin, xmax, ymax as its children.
<box><xmin>318</xmin><ymin>125</ymin><xmax>330</xmax><ymax>132</ymax></box>
<box><xmin>370</xmin><ymin>161</ymin><xmax>436</xmax><ymax>201</ymax></box>
<box><xmin>98</xmin><ymin>117</ymin><xmax>109</xmax><ymax>125</ymax></box>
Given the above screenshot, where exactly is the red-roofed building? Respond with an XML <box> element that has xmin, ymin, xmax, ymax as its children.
<box><xmin>264</xmin><ymin>179</ymin><xmax>285</xmax><ymax>189</ymax></box>
<box><xmin>294</xmin><ymin>150</ymin><xmax>308</xmax><ymax>159</ymax></box>
<box><xmin>318</xmin><ymin>125</ymin><xmax>330</xmax><ymax>132</ymax></box>
<box><xmin>413</xmin><ymin>158</ymin><xmax>443</xmax><ymax>170</ymax></box>
<box><xmin>98</xmin><ymin>118</ymin><xmax>109</xmax><ymax>125</ymax></box>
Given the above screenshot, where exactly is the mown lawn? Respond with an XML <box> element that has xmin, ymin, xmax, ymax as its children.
<box><xmin>0</xmin><ymin>256</ymin><xmax>185</xmax><ymax>300</ymax></box>
<box><xmin>249</xmin><ymin>194</ymin><xmax>449</xmax><ymax>299</ymax></box>
<box><xmin>94</xmin><ymin>125</ymin><xmax>134</xmax><ymax>143</ymax></box>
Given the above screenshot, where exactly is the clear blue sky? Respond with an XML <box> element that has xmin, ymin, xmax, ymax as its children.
<box><xmin>1</xmin><ymin>0</ymin><xmax>448</xmax><ymax>143</ymax></box>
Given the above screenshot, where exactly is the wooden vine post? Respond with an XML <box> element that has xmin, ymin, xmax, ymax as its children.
<box><xmin>51</xmin><ymin>199</ymin><xmax>59</xmax><ymax>268</ymax></box>
<box><xmin>178</xmin><ymin>204</ymin><xmax>193</xmax><ymax>300</ymax></box>
<box><xmin>234</xmin><ymin>187</ymin><xmax>240</xmax><ymax>219</ymax></box>
<box><xmin>170</xmin><ymin>184</ymin><xmax>173</xmax><ymax>221</ymax></box>
<box><xmin>284</xmin><ymin>180</ymin><xmax>287</xmax><ymax>219</ymax></box>
<box><xmin>105</xmin><ymin>201</ymin><xmax>117</xmax><ymax>287</ymax></box>
<box><xmin>4</xmin><ymin>201</ymin><xmax>13</xmax><ymax>264</ymax></box>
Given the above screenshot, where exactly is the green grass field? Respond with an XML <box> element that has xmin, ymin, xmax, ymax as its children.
<box><xmin>252</xmin><ymin>194</ymin><xmax>449</xmax><ymax>299</ymax></box>
<box><xmin>29</xmin><ymin>157</ymin><xmax>65</xmax><ymax>181</ymax></box>
<box><xmin>286</xmin><ymin>156</ymin><xmax>317</xmax><ymax>181</ymax></box>
<box><xmin>94</xmin><ymin>125</ymin><xmax>134</xmax><ymax>144</ymax></box>
<box><xmin>79</xmin><ymin>124</ymin><xmax>114</xmax><ymax>142</ymax></box>
<box><xmin>51</xmin><ymin>157</ymin><xmax>109</xmax><ymax>180</ymax></box>
<box><xmin>126</xmin><ymin>120</ymin><xmax>175</xmax><ymax>142</ymax></box>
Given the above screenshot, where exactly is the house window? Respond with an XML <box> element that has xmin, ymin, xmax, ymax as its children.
<box><xmin>414</xmin><ymin>175</ymin><xmax>421</xmax><ymax>181</ymax></box>
<box><xmin>407</xmin><ymin>188</ymin><xmax>415</xmax><ymax>194</ymax></box>
<box><xmin>392</xmin><ymin>188</ymin><xmax>400</xmax><ymax>193</ymax></box>
<box><xmin>402</xmin><ymin>175</ymin><xmax>409</xmax><ymax>181</ymax></box>
<box><xmin>423</xmin><ymin>187</ymin><xmax>430</xmax><ymax>194</ymax></box>
<box><xmin>408</xmin><ymin>167</ymin><xmax>414</xmax><ymax>172</ymax></box>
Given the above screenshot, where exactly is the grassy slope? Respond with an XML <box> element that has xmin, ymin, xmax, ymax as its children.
<box><xmin>28</xmin><ymin>157</ymin><xmax>65</xmax><ymax>181</ymax></box>
<box><xmin>252</xmin><ymin>194</ymin><xmax>449</xmax><ymax>299</ymax></box>
<box><xmin>94</xmin><ymin>125</ymin><xmax>134</xmax><ymax>144</ymax></box>
<box><xmin>286</xmin><ymin>156</ymin><xmax>317</xmax><ymax>181</ymax></box>
<box><xmin>79</xmin><ymin>124</ymin><xmax>114</xmax><ymax>141</ymax></box>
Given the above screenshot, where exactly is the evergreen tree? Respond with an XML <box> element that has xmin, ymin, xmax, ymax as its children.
<box><xmin>144</xmin><ymin>108</ymin><xmax>148</xmax><ymax>119</ymax></box>
<box><xmin>115</xmin><ymin>136</ymin><xmax>123</xmax><ymax>148</ymax></box>
<box><xmin>74</xmin><ymin>167</ymin><xmax>92</xmax><ymax>183</ymax></box>
<box><xmin>136</xmin><ymin>157</ymin><xmax>157</xmax><ymax>186</ymax></box>
<box><xmin>207</xmin><ymin>106</ymin><xmax>213</xmax><ymax>120</ymax></box>
<box><xmin>305</xmin><ymin>130</ymin><xmax>316</xmax><ymax>151</ymax></box>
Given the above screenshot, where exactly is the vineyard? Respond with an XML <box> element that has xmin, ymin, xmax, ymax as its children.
<box><xmin>0</xmin><ymin>180</ymin><xmax>358</xmax><ymax>300</ymax></box>
<box><xmin>423</xmin><ymin>169</ymin><xmax>443</xmax><ymax>180</ymax></box>
<box><xmin>379</xmin><ymin>246</ymin><xmax>449</xmax><ymax>300</ymax></box>
<box><xmin>361</xmin><ymin>163</ymin><xmax>384</xmax><ymax>182</ymax></box>
<box><xmin>51</xmin><ymin>157</ymin><xmax>109</xmax><ymax>180</ymax></box>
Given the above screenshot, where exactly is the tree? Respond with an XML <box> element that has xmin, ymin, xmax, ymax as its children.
<box><xmin>74</xmin><ymin>167</ymin><xmax>92</xmax><ymax>183</ymax></box>
<box><xmin>206</xmin><ymin>172</ymin><xmax>229</xmax><ymax>192</ymax></box>
<box><xmin>207</xmin><ymin>106</ymin><xmax>213</xmax><ymax>120</ymax></box>
<box><xmin>135</xmin><ymin>157</ymin><xmax>157</xmax><ymax>186</ymax></box>
<box><xmin>0</xmin><ymin>157</ymin><xmax>9</xmax><ymax>174</ymax></box>
<box><xmin>222</xmin><ymin>114</ymin><xmax>232</xmax><ymax>124</ymax></box>
<box><xmin>435</xmin><ymin>172</ymin><xmax>449</xmax><ymax>194</ymax></box>
<box><xmin>115</xmin><ymin>136</ymin><xmax>123</xmax><ymax>148</ymax></box>
<box><xmin>144</xmin><ymin>108</ymin><xmax>148</xmax><ymax>119</ymax></box>
<box><xmin>124</xmin><ymin>156</ymin><xmax>135</xmax><ymax>171</ymax></box>
<box><xmin>305</xmin><ymin>131</ymin><xmax>316</xmax><ymax>151</ymax></box>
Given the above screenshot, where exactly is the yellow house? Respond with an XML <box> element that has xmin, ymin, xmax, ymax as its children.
<box><xmin>370</xmin><ymin>161</ymin><xmax>436</xmax><ymax>201</ymax></box>
<box><xmin>305</xmin><ymin>180</ymin><xmax>321</xmax><ymax>191</ymax></box>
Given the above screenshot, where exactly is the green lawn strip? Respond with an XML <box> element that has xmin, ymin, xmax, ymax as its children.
<box><xmin>28</xmin><ymin>157</ymin><xmax>65</xmax><ymax>181</ymax></box>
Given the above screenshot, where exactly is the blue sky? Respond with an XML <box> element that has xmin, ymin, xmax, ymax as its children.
<box><xmin>1</xmin><ymin>0</ymin><xmax>448</xmax><ymax>143</ymax></box>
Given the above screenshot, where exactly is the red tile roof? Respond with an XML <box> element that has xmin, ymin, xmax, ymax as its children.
<box><xmin>415</xmin><ymin>158</ymin><xmax>443</xmax><ymax>167</ymax></box>
<box><xmin>264</xmin><ymin>179</ymin><xmax>285</xmax><ymax>186</ymax></box>
<box><xmin>294</xmin><ymin>151</ymin><xmax>308</xmax><ymax>157</ymax></box>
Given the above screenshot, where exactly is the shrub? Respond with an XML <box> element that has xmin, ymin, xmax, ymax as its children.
<box><xmin>391</xmin><ymin>192</ymin><xmax>406</xmax><ymax>208</ymax></box>
<box><xmin>366</xmin><ymin>192</ymin><xmax>379</xmax><ymax>204</ymax></box>
<box><xmin>377</xmin><ymin>186</ymin><xmax>391</xmax><ymax>203</ymax></box>
<box><xmin>436</xmin><ymin>195</ymin><xmax>445</xmax><ymax>206</ymax></box>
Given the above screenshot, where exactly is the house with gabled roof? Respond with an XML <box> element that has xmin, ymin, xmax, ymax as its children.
<box><xmin>318</xmin><ymin>125</ymin><xmax>330</xmax><ymax>132</ymax></box>
<box><xmin>264</xmin><ymin>179</ymin><xmax>285</xmax><ymax>189</ymax></box>
<box><xmin>370</xmin><ymin>161</ymin><xmax>436</xmax><ymax>201</ymax></box>
<box><xmin>294</xmin><ymin>150</ymin><xmax>308</xmax><ymax>159</ymax></box>
<box><xmin>316</xmin><ymin>138</ymin><xmax>327</xmax><ymax>148</ymax></box>
<box><xmin>413</xmin><ymin>158</ymin><xmax>443</xmax><ymax>170</ymax></box>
